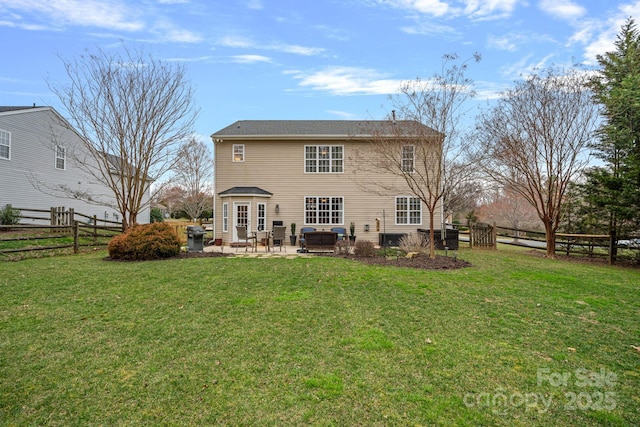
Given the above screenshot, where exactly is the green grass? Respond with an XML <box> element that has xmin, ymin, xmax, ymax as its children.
<box><xmin>1</xmin><ymin>248</ymin><xmax>639</xmax><ymax>426</ymax></box>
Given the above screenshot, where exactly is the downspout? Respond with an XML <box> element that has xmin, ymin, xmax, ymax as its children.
<box><xmin>211</xmin><ymin>137</ymin><xmax>219</xmax><ymax>243</ymax></box>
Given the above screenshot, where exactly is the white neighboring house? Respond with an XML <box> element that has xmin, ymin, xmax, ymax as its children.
<box><xmin>0</xmin><ymin>106</ymin><xmax>150</xmax><ymax>224</ymax></box>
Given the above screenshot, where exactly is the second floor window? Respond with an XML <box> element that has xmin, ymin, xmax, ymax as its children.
<box><xmin>233</xmin><ymin>144</ymin><xmax>244</xmax><ymax>162</ymax></box>
<box><xmin>305</xmin><ymin>145</ymin><xmax>343</xmax><ymax>173</ymax></box>
<box><xmin>0</xmin><ymin>129</ymin><xmax>10</xmax><ymax>160</ymax></box>
<box><xmin>401</xmin><ymin>145</ymin><xmax>414</xmax><ymax>173</ymax></box>
<box><xmin>55</xmin><ymin>146</ymin><xmax>66</xmax><ymax>170</ymax></box>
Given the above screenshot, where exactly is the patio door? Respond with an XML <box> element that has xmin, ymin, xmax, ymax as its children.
<box><xmin>233</xmin><ymin>202</ymin><xmax>251</xmax><ymax>242</ymax></box>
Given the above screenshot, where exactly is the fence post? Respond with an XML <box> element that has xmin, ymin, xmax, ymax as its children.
<box><xmin>608</xmin><ymin>232</ymin><xmax>616</xmax><ymax>265</ymax></box>
<box><xmin>73</xmin><ymin>221</ymin><xmax>79</xmax><ymax>254</ymax></box>
<box><xmin>492</xmin><ymin>222</ymin><xmax>497</xmax><ymax>250</ymax></box>
<box><xmin>93</xmin><ymin>215</ymin><xmax>98</xmax><ymax>241</ymax></box>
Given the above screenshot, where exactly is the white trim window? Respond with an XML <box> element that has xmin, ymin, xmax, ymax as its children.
<box><xmin>55</xmin><ymin>145</ymin><xmax>66</xmax><ymax>170</ymax></box>
<box><xmin>305</xmin><ymin>196</ymin><xmax>343</xmax><ymax>225</ymax></box>
<box><xmin>222</xmin><ymin>203</ymin><xmax>229</xmax><ymax>232</ymax></box>
<box><xmin>396</xmin><ymin>196</ymin><xmax>422</xmax><ymax>225</ymax></box>
<box><xmin>305</xmin><ymin>145</ymin><xmax>343</xmax><ymax>173</ymax></box>
<box><xmin>257</xmin><ymin>203</ymin><xmax>266</xmax><ymax>231</ymax></box>
<box><xmin>401</xmin><ymin>145</ymin><xmax>414</xmax><ymax>173</ymax></box>
<box><xmin>0</xmin><ymin>129</ymin><xmax>10</xmax><ymax>160</ymax></box>
<box><xmin>233</xmin><ymin>144</ymin><xmax>244</xmax><ymax>162</ymax></box>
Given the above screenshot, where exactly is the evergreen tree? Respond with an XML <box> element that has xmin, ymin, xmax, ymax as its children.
<box><xmin>585</xmin><ymin>18</ymin><xmax>640</xmax><ymax>262</ymax></box>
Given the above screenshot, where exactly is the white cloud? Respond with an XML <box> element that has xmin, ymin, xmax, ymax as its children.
<box><xmin>219</xmin><ymin>35</ymin><xmax>255</xmax><ymax>48</ymax></box>
<box><xmin>538</xmin><ymin>0</ymin><xmax>585</xmax><ymax>20</ymax></box>
<box><xmin>401</xmin><ymin>21</ymin><xmax>458</xmax><ymax>36</ymax></box>
<box><xmin>153</xmin><ymin>19</ymin><xmax>202</xmax><ymax>43</ymax></box>
<box><xmin>376</xmin><ymin>0</ymin><xmax>521</xmax><ymax>20</ymax></box>
<box><xmin>218</xmin><ymin>35</ymin><xmax>325</xmax><ymax>56</ymax></box>
<box><xmin>231</xmin><ymin>54</ymin><xmax>272</xmax><ymax>64</ymax></box>
<box><xmin>246</xmin><ymin>0</ymin><xmax>263</xmax><ymax>10</ymax></box>
<box><xmin>0</xmin><ymin>0</ymin><xmax>145</xmax><ymax>31</ymax></box>
<box><xmin>499</xmin><ymin>53</ymin><xmax>555</xmax><ymax>80</ymax></box>
<box><xmin>487</xmin><ymin>34</ymin><xmax>518</xmax><ymax>51</ymax></box>
<box><xmin>463</xmin><ymin>0</ymin><xmax>520</xmax><ymax>20</ymax></box>
<box><xmin>287</xmin><ymin>66</ymin><xmax>402</xmax><ymax>96</ymax></box>
<box><xmin>376</xmin><ymin>0</ymin><xmax>453</xmax><ymax>17</ymax></box>
<box><xmin>327</xmin><ymin>110</ymin><xmax>362</xmax><ymax>119</ymax></box>
<box><xmin>574</xmin><ymin>2</ymin><xmax>640</xmax><ymax>64</ymax></box>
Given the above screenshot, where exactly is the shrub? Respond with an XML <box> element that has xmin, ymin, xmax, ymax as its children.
<box><xmin>108</xmin><ymin>222</ymin><xmax>181</xmax><ymax>260</ymax></box>
<box><xmin>150</xmin><ymin>208</ymin><xmax>164</xmax><ymax>223</ymax></box>
<box><xmin>399</xmin><ymin>232</ymin><xmax>429</xmax><ymax>254</ymax></box>
<box><xmin>0</xmin><ymin>204</ymin><xmax>21</xmax><ymax>226</ymax></box>
<box><xmin>353</xmin><ymin>240</ymin><xmax>376</xmax><ymax>256</ymax></box>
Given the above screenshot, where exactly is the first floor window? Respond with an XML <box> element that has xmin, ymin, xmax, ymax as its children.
<box><xmin>396</xmin><ymin>196</ymin><xmax>422</xmax><ymax>225</ymax></box>
<box><xmin>305</xmin><ymin>196</ymin><xmax>343</xmax><ymax>225</ymax></box>
<box><xmin>222</xmin><ymin>203</ymin><xmax>228</xmax><ymax>232</ymax></box>
<box><xmin>257</xmin><ymin>203</ymin><xmax>266</xmax><ymax>231</ymax></box>
<box><xmin>0</xmin><ymin>129</ymin><xmax>9</xmax><ymax>160</ymax></box>
<box><xmin>55</xmin><ymin>146</ymin><xmax>66</xmax><ymax>170</ymax></box>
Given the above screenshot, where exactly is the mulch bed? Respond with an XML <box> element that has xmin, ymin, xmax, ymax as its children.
<box><xmin>324</xmin><ymin>253</ymin><xmax>472</xmax><ymax>270</ymax></box>
<box><xmin>174</xmin><ymin>249</ymin><xmax>471</xmax><ymax>270</ymax></box>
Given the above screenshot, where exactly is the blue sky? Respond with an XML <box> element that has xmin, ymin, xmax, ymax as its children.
<box><xmin>1</xmin><ymin>0</ymin><xmax>638</xmax><ymax>143</ymax></box>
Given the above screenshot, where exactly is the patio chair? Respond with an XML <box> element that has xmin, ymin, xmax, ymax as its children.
<box><xmin>299</xmin><ymin>227</ymin><xmax>316</xmax><ymax>251</ymax></box>
<box><xmin>330</xmin><ymin>227</ymin><xmax>347</xmax><ymax>241</ymax></box>
<box><xmin>331</xmin><ymin>227</ymin><xmax>349</xmax><ymax>253</ymax></box>
<box><xmin>270</xmin><ymin>226</ymin><xmax>287</xmax><ymax>252</ymax></box>
<box><xmin>236</xmin><ymin>225</ymin><xmax>257</xmax><ymax>252</ymax></box>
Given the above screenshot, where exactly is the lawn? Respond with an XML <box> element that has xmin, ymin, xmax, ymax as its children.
<box><xmin>1</xmin><ymin>248</ymin><xmax>638</xmax><ymax>426</ymax></box>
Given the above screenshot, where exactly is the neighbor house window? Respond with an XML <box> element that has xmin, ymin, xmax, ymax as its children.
<box><xmin>0</xmin><ymin>129</ymin><xmax>10</xmax><ymax>160</ymax></box>
<box><xmin>401</xmin><ymin>145</ymin><xmax>414</xmax><ymax>173</ymax></box>
<box><xmin>305</xmin><ymin>196</ymin><xmax>343</xmax><ymax>225</ymax></box>
<box><xmin>55</xmin><ymin>146</ymin><xmax>66</xmax><ymax>170</ymax></box>
<box><xmin>233</xmin><ymin>144</ymin><xmax>244</xmax><ymax>162</ymax></box>
<box><xmin>222</xmin><ymin>203</ymin><xmax>228</xmax><ymax>232</ymax></box>
<box><xmin>257</xmin><ymin>203</ymin><xmax>266</xmax><ymax>231</ymax></box>
<box><xmin>396</xmin><ymin>196</ymin><xmax>422</xmax><ymax>225</ymax></box>
<box><xmin>305</xmin><ymin>145</ymin><xmax>343</xmax><ymax>173</ymax></box>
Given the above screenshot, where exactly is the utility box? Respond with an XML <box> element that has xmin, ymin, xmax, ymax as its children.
<box><xmin>186</xmin><ymin>225</ymin><xmax>206</xmax><ymax>252</ymax></box>
<box><xmin>417</xmin><ymin>228</ymin><xmax>459</xmax><ymax>250</ymax></box>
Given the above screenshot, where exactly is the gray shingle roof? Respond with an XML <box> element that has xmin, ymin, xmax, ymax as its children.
<box><xmin>0</xmin><ymin>106</ymin><xmax>46</xmax><ymax>113</ymax></box>
<box><xmin>211</xmin><ymin>120</ymin><xmax>440</xmax><ymax>139</ymax></box>
<box><xmin>218</xmin><ymin>186</ymin><xmax>273</xmax><ymax>197</ymax></box>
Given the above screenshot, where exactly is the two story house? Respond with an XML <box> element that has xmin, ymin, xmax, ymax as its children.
<box><xmin>211</xmin><ymin>120</ymin><xmax>443</xmax><ymax>246</ymax></box>
<box><xmin>0</xmin><ymin>106</ymin><xmax>149</xmax><ymax>224</ymax></box>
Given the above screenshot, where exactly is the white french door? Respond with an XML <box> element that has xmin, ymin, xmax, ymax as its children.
<box><xmin>233</xmin><ymin>202</ymin><xmax>251</xmax><ymax>242</ymax></box>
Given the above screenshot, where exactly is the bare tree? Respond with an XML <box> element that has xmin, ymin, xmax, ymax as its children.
<box><xmin>476</xmin><ymin>186</ymin><xmax>541</xmax><ymax>233</ymax></box>
<box><xmin>473</xmin><ymin>67</ymin><xmax>600</xmax><ymax>257</ymax></box>
<box><xmin>173</xmin><ymin>137</ymin><xmax>213</xmax><ymax>220</ymax></box>
<box><xmin>49</xmin><ymin>44</ymin><xmax>198</xmax><ymax>229</ymax></box>
<box><xmin>352</xmin><ymin>53</ymin><xmax>480</xmax><ymax>258</ymax></box>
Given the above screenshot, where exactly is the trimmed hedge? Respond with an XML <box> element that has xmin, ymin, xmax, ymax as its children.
<box><xmin>108</xmin><ymin>222</ymin><xmax>181</xmax><ymax>261</ymax></box>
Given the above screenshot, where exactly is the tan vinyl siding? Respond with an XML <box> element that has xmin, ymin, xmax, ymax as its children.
<box><xmin>213</xmin><ymin>137</ymin><xmax>442</xmax><ymax>244</ymax></box>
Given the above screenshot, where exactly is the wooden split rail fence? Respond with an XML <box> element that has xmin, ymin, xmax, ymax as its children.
<box><xmin>0</xmin><ymin>206</ymin><xmax>123</xmax><ymax>257</ymax></box>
